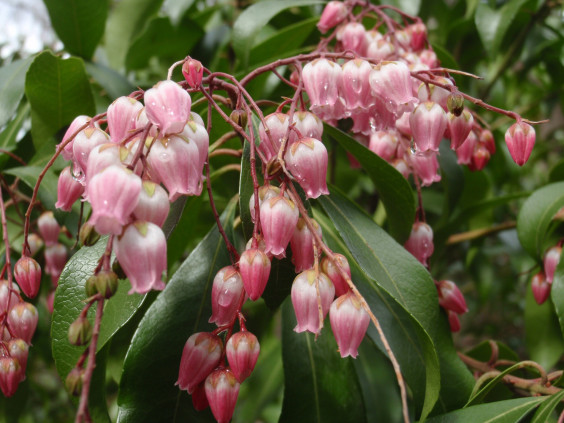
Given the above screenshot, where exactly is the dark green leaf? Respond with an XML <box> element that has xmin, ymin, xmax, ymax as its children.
<box><xmin>531</xmin><ymin>390</ymin><xmax>564</xmax><ymax>423</ymax></box>
<box><xmin>0</xmin><ymin>103</ymin><xmax>30</xmax><ymax>170</ymax></box>
<box><xmin>43</xmin><ymin>0</ymin><xmax>108</xmax><ymax>59</ymax></box>
<box><xmin>525</xmin><ymin>287</ymin><xmax>564</xmax><ymax>371</ymax></box>
<box><xmin>85</xmin><ymin>62</ymin><xmax>136</xmax><ymax>99</ymax></box>
<box><xmin>423</xmin><ymin>397</ymin><xmax>545</xmax><ymax>423</ymax></box>
<box><xmin>232</xmin><ymin>0</ymin><xmax>324</xmax><ymax>69</ymax></box>
<box><xmin>105</xmin><ymin>0</ymin><xmax>164</xmax><ymax>70</ymax></box>
<box><xmin>465</xmin><ymin>362</ymin><xmax>530</xmax><ymax>407</ymax></box>
<box><xmin>517</xmin><ymin>182</ymin><xmax>564</xmax><ymax>259</ymax></box>
<box><xmin>125</xmin><ymin>16</ymin><xmax>204</xmax><ymax>71</ymax></box>
<box><xmin>0</xmin><ymin>57</ymin><xmax>33</xmax><ymax>128</ymax></box>
<box><xmin>318</xmin><ymin>188</ymin><xmax>474</xmax><ymax>413</ymax></box>
<box><xmin>117</xmin><ymin>200</ymin><xmax>237</xmax><ymax>423</ymax></box>
<box><xmin>551</xmin><ymin>257</ymin><xmax>564</xmax><ymax>340</ymax></box>
<box><xmin>25</xmin><ymin>51</ymin><xmax>95</xmax><ymax>149</ymax></box>
<box><xmin>324</xmin><ymin>125</ymin><xmax>415</xmax><ymax>243</ymax></box>
<box><xmin>279</xmin><ymin>299</ymin><xmax>366</xmax><ymax>423</ymax></box>
<box><xmin>261</xmin><ymin>255</ymin><xmax>294</xmax><ymax>310</ymax></box>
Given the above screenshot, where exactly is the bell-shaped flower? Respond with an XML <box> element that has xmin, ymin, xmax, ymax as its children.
<box><xmin>239</xmin><ymin>248</ymin><xmax>271</xmax><ymax>301</ymax></box>
<box><xmin>302</xmin><ymin>59</ymin><xmax>343</xmax><ymax>115</ymax></box>
<box><xmin>249</xmin><ymin>184</ymin><xmax>281</xmax><ymax>223</ymax></box>
<box><xmin>329</xmin><ymin>291</ymin><xmax>370</xmax><ymax>358</ymax></box>
<box><xmin>144</xmin><ymin>80</ymin><xmax>191</xmax><ymax>136</ymax></box>
<box><xmin>226</xmin><ymin>331</ymin><xmax>260</xmax><ymax>382</ymax></box>
<box><xmin>177</xmin><ymin>332</ymin><xmax>223</xmax><ymax>394</ymax></box>
<box><xmin>291</xmin><ymin>269</ymin><xmax>335</xmax><ymax>334</ymax></box>
<box><xmin>114</xmin><ymin>222</ymin><xmax>166</xmax><ymax>294</ymax></box>
<box><xmin>0</xmin><ymin>358</ymin><xmax>23</xmax><ymax>397</ymax></box>
<box><xmin>56</xmin><ymin>166</ymin><xmax>85</xmax><ymax>212</ymax></box>
<box><xmin>341</xmin><ymin>59</ymin><xmax>374</xmax><ymax>112</ymax></box>
<box><xmin>7</xmin><ymin>339</ymin><xmax>29</xmax><ymax>374</ymax></box>
<box><xmin>14</xmin><ymin>257</ymin><xmax>41</xmax><ymax>299</ymax></box>
<box><xmin>205</xmin><ymin>369</ymin><xmax>240</xmax><ymax>423</ymax></box>
<box><xmin>258</xmin><ymin>113</ymin><xmax>290</xmax><ymax>161</ymax></box>
<box><xmin>410</xmin><ymin>101</ymin><xmax>447</xmax><ymax>152</ymax></box>
<box><xmin>336</xmin><ymin>22</ymin><xmax>368</xmax><ymax>56</ymax></box>
<box><xmin>368</xmin><ymin>130</ymin><xmax>398</xmax><ymax>162</ymax></box>
<box><xmin>436</xmin><ymin>280</ymin><xmax>468</xmax><ymax>314</ymax></box>
<box><xmin>290</xmin><ymin>218</ymin><xmax>322</xmax><ymax>273</ymax></box>
<box><xmin>181</xmin><ymin>120</ymin><xmax>209</xmax><ymax>169</ymax></box>
<box><xmin>456</xmin><ymin>131</ymin><xmax>478</xmax><ymax>165</ymax></box>
<box><xmin>369</xmin><ymin>61</ymin><xmax>417</xmax><ymax>114</ymax></box>
<box><xmin>260</xmin><ymin>196</ymin><xmax>299</xmax><ymax>257</ymax></box>
<box><xmin>469</xmin><ymin>143</ymin><xmax>490</xmax><ymax>171</ymax></box>
<box><xmin>209</xmin><ymin>266</ymin><xmax>245</xmax><ymax>327</ymax></box>
<box><xmin>505</xmin><ymin>121</ymin><xmax>536</xmax><ymax>166</ymax></box>
<box><xmin>44</xmin><ymin>243</ymin><xmax>67</xmax><ymax>280</ymax></box>
<box><xmin>447</xmin><ymin>109</ymin><xmax>473</xmax><ymax>150</ymax></box>
<box><xmin>7</xmin><ymin>302</ymin><xmax>38</xmax><ymax>344</ymax></box>
<box><xmin>37</xmin><ymin>211</ymin><xmax>60</xmax><ymax>246</ymax></box>
<box><xmin>107</xmin><ymin>96</ymin><xmax>143</xmax><ymax>143</ymax></box>
<box><xmin>317</xmin><ymin>1</ymin><xmax>347</xmax><ymax>33</ymax></box>
<box><xmin>417</xmin><ymin>78</ymin><xmax>453</xmax><ymax>111</ymax></box>
<box><xmin>544</xmin><ymin>246</ymin><xmax>562</xmax><ymax>283</ymax></box>
<box><xmin>408</xmin><ymin>150</ymin><xmax>441</xmax><ymax>186</ymax></box>
<box><xmin>404</xmin><ymin>222</ymin><xmax>434</xmax><ymax>266</ymax></box>
<box><xmin>292</xmin><ymin>111</ymin><xmax>323</xmax><ymax>142</ymax></box>
<box><xmin>72</xmin><ymin>127</ymin><xmax>110</xmax><ymax>179</ymax></box>
<box><xmin>285</xmin><ymin>138</ymin><xmax>329</xmax><ymax>199</ymax></box>
<box><xmin>58</xmin><ymin>115</ymin><xmax>95</xmax><ymax>161</ymax></box>
<box><xmin>321</xmin><ymin>254</ymin><xmax>351</xmax><ymax>297</ymax></box>
<box><xmin>132</xmin><ymin>181</ymin><xmax>170</xmax><ymax>227</ymax></box>
<box><xmin>0</xmin><ymin>280</ymin><xmax>20</xmax><ymax>314</ymax></box>
<box><xmin>87</xmin><ymin>165</ymin><xmax>142</xmax><ymax>235</ymax></box>
<box><xmin>480</xmin><ymin>129</ymin><xmax>496</xmax><ymax>154</ymax></box>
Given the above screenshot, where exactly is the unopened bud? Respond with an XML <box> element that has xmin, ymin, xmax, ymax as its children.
<box><xmin>447</xmin><ymin>93</ymin><xmax>464</xmax><ymax>116</ymax></box>
<box><xmin>182</xmin><ymin>58</ymin><xmax>204</xmax><ymax>88</ymax></box>
<box><xmin>230</xmin><ymin>109</ymin><xmax>248</xmax><ymax>129</ymax></box>
<box><xmin>95</xmin><ymin>270</ymin><xmax>119</xmax><ymax>299</ymax></box>
<box><xmin>79</xmin><ymin>222</ymin><xmax>100</xmax><ymax>247</ymax></box>
<box><xmin>68</xmin><ymin>317</ymin><xmax>92</xmax><ymax>346</ymax></box>
<box><xmin>85</xmin><ymin>275</ymin><xmax>98</xmax><ymax>298</ymax></box>
<box><xmin>65</xmin><ymin>367</ymin><xmax>85</xmax><ymax>396</ymax></box>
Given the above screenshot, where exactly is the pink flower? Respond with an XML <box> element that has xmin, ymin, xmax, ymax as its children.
<box><xmin>58</xmin><ymin>115</ymin><xmax>95</xmax><ymax>161</ymax></box>
<box><xmin>369</xmin><ymin>130</ymin><xmax>398</xmax><ymax>162</ymax></box>
<box><xmin>329</xmin><ymin>292</ymin><xmax>370</xmax><ymax>358</ymax></box>
<box><xmin>410</xmin><ymin>101</ymin><xmax>447</xmax><ymax>152</ymax></box>
<box><xmin>317</xmin><ymin>1</ymin><xmax>347</xmax><ymax>33</ymax></box>
<box><xmin>144</xmin><ymin>80</ymin><xmax>191</xmax><ymax>136</ymax></box>
<box><xmin>209</xmin><ymin>266</ymin><xmax>244</xmax><ymax>327</ymax></box>
<box><xmin>37</xmin><ymin>211</ymin><xmax>60</xmax><ymax>246</ymax></box>
<box><xmin>290</xmin><ymin>218</ymin><xmax>322</xmax><ymax>273</ymax></box>
<box><xmin>291</xmin><ymin>269</ymin><xmax>335</xmax><ymax>334</ymax></box>
<box><xmin>436</xmin><ymin>280</ymin><xmax>468</xmax><ymax>314</ymax></box>
<box><xmin>7</xmin><ymin>302</ymin><xmax>38</xmax><ymax>344</ymax></box>
<box><xmin>177</xmin><ymin>332</ymin><xmax>223</xmax><ymax>394</ymax></box>
<box><xmin>44</xmin><ymin>243</ymin><xmax>67</xmax><ymax>280</ymax></box>
<box><xmin>292</xmin><ymin>111</ymin><xmax>323</xmax><ymax>142</ymax></box>
<box><xmin>107</xmin><ymin>96</ymin><xmax>143</xmax><ymax>143</ymax></box>
<box><xmin>408</xmin><ymin>150</ymin><xmax>441</xmax><ymax>186</ymax></box>
<box><xmin>258</xmin><ymin>113</ymin><xmax>290</xmax><ymax>161</ymax></box>
<box><xmin>456</xmin><ymin>131</ymin><xmax>478</xmax><ymax>165</ymax></box>
<box><xmin>544</xmin><ymin>246</ymin><xmax>562</xmax><ymax>283</ymax></box>
<box><xmin>87</xmin><ymin>165</ymin><xmax>142</xmax><ymax>235</ymax></box>
<box><xmin>336</xmin><ymin>22</ymin><xmax>368</xmax><ymax>56</ymax></box>
<box><xmin>321</xmin><ymin>254</ymin><xmax>351</xmax><ymax>298</ymax></box>
<box><xmin>505</xmin><ymin>121</ymin><xmax>536</xmax><ymax>166</ymax></box>
<box><xmin>14</xmin><ymin>257</ymin><xmax>42</xmax><ymax>299</ymax></box>
<box><xmin>239</xmin><ymin>248</ymin><xmax>271</xmax><ymax>301</ymax></box>
<box><xmin>284</xmin><ymin>138</ymin><xmax>329</xmax><ymax>199</ymax></box>
<box><xmin>55</xmin><ymin>166</ymin><xmax>85</xmax><ymax>212</ymax></box>
<box><xmin>132</xmin><ymin>181</ymin><xmax>170</xmax><ymax>227</ymax></box>
<box><xmin>226</xmin><ymin>331</ymin><xmax>260</xmax><ymax>382</ymax></box>
<box><xmin>72</xmin><ymin>127</ymin><xmax>110</xmax><ymax>179</ymax></box>
<box><xmin>532</xmin><ymin>272</ymin><xmax>551</xmax><ymax>305</ymax></box>
<box><xmin>182</xmin><ymin>58</ymin><xmax>204</xmax><ymax>88</ymax></box>
<box><xmin>181</xmin><ymin>120</ymin><xmax>209</xmax><ymax>170</ymax></box>
<box><xmin>447</xmin><ymin>310</ymin><xmax>461</xmax><ymax>332</ymax></box>
<box><xmin>341</xmin><ymin>59</ymin><xmax>374</xmax><ymax>112</ymax></box>
<box><xmin>302</xmin><ymin>59</ymin><xmax>343</xmax><ymax>115</ymax></box>
<box><xmin>0</xmin><ymin>358</ymin><xmax>23</xmax><ymax>397</ymax></box>
<box><xmin>369</xmin><ymin>61</ymin><xmax>417</xmax><ymax>113</ymax></box>
<box><xmin>404</xmin><ymin>222</ymin><xmax>434</xmax><ymax>266</ymax></box>
<box><xmin>447</xmin><ymin>109</ymin><xmax>474</xmax><ymax>150</ymax></box>
<box><xmin>260</xmin><ymin>196</ymin><xmax>299</xmax><ymax>257</ymax></box>
<box><xmin>205</xmin><ymin>369</ymin><xmax>240</xmax><ymax>423</ymax></box>
<box><xmin>114</xmin><ymin>221</ymin><xmax>167</xmax><ymax>294</ymax></box>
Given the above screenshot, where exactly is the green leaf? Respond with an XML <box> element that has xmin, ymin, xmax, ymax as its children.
<box><xmin>517</xmin><ymin>182</ymin><xmax>564</xmax><ymax>259</ymax></box>
<box><xmin>232</xmin><ymin>0</ymin><xmax>324</xmax><ymax>69</ymax></box>
<box><xmin>25</xmin><ymin>51</ymin><xmax>95</xmax><ymax>149</ymax></box>
<box><xmin>381</xmin><ymin>0</ymin><xmax>421</xmax><ymax>16</ymax></box>
<box><xmin>318</xmin><ymin>188</ymin><xmax>474</xmax><ymax>413</ymax></box>
<box><xmin>323</xmin><ymin>125</ymin><xmax>415</xmax><ymax>243</ymax></box>
<box><xmin>85</xmin><ymin>62</ymin><xmax>136</xmax><ymax>99</ymax></box>
<box><xmin>474</xmin><ymin>0</ymin><xmax>529</xmax><ymax>56</ymax></box>
<box><xmin>531</xmin><ymin>390</ymin><xmax>564</xmax><ymax>423</ymax></box>
<box><xmin>0</xmin><ymin>57</ymin><xmax>33</xmax><ymax>128</ymax></box>
<box><xmin>551</xmin><ymin>257</ymin><xmax>564</xmax><ymax>340</ymax></box>
<box><xmin>117</xmin><ymin>200</ymin><xmax>237</xmax><ymax>423</ymax></box>
<box><xmin>465</xmin><ymin>362</ymin><xmax>530</xmax><ymax>407</ymax></box>
<box><xmin>423</xmin><ymin>397</ymin><xmax>545</xmax><ymax>423</ymax></box>
<box><xmin>125</xmin><ymin>16</ymin><xmax>204</xmax><ymax>71</ymax></box>
<box><xmin>525</xmin><ymin>287</ymin><xmax>564</xmax><ymax>371</ymax></box>
<box><xmin>0</xmin><ymin>103</ymin><xmax>30</xmax><ymax>170</ymax></box>
<box><xmin>43</xmin><ymin>0</ymin><xmax>108</xmax><ymax>59</ymax></box>
<box><xmin>279</xmin><ymin>299</ymin><xmax>366</xmax><ymax>423</ymax></box>
<box><xmin>105</xmin><ymin>0</ymin><xmax>164</xmax><ymax>70</ymax></box>
<box><xmin>4</xmin><ymin>166</ymin><xmax>59</xmax><ymax>211</ymax></box>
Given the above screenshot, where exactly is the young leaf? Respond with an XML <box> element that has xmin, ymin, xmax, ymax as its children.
<box><xmin>279</xmin><ymin>299</ymin><xmax>366</xmax><ymax>423</ymax></box>
<box><xmin>43</xmin><ymin>0</ymin><xmax>108</xmax><ymax>59</ymax></box>
<box><xmin>232</xmin><ymin>0</ymin><xmax>324</xmax><ymax>69</ymax></box>
<box><xmin>117</xmin><ymin>200</ymin><xmax>237</xmax><ymax>423</ymax></box>
<box><xmin>323</xmin><ymin>125</ymin><xmax>415</xmax><ymax>243</ymax></box>
<box><xmin>0</xmin><ymin>57</ymin><xmax>33</xmax><ymax>128</ymax></box>
<box><xmin>517</xmin><ymin>181</ymin><xmax>564</xmax><ymax>259</ymax></box>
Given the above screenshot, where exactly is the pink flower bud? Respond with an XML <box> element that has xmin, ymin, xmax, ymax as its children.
<box><xmin>147</xmin><ymin>135</ymin><xmax>202</xmax><ymax>201</ymax></box>
<box><xmin>321</xmin><ymin>254</ymin><xmax>351</xmax><ymax>297</ymax></box>
<box><xmin>144</xmin><ymin>80</ymin><xmax>191</xmax><ymax>136</ymax></box>
<box><xmin>14</xmin><ymin>257</ymin><xmax>41</xmax><ymax>299</ymax></box>
<box><xmin>37</xmin><ymin>211</ymin><xmax>60</xmax><ymax>247</ymax></box>
<box><xmin>7</xmin><ymin>302</ymin><xmax>38</xmax><ymax>344</ymax></box>
<box><xmin>226</xmin><ymin>331</ymin><xmax>260</xmax><ymax>382</ymax></box>
<box><xmin>419</xmin><ymin>49</ymin><xmax>438</xmax><ymax>68</ymax></box>
<box><xmin>27</xmin><ymin>233</ymin><xmax>43</xmax><ymax>257</ymax></box>
<box><xmin>85</xmin><ymin>143</ymin><xmax>124</xmax><ymax>183</ymax></box>
<box><xmin>7</xmin><ymin>339</ymin><xmax>29</xmax><ymax>374</ymax></box>
<box><xmin>107</xmin><ymin>96</ymin><xmax>143</xmax><ymax>143</ymax></box>
<box><xmin>290</xmin><ymin>218</ymin><xmax>322</xmax><ymax>273</ymax></box>
<box><xmin>191</xmin><ymin>382</ymin><xmax>209</xmax><ymax>411</ymax></box>
<box><xmin>369</xmin><ymin>61</ymin><xmax>417</xmax><ymax>113</ymax></box>
<box><xmin>209</xmin><ymin>266</ymin><xmax>244</xmax><ymax>327</ymax></box>
<box><xmin>182</xmin><ymin>58</ymin><xmax>204</xmax><ymax>88</ymax></box>
<box><xmin>72</xmin><ymin>127</ymin><xmax>110</xmax><ymax>179</ymax></box>
<box><xmin>249</xmin><ymin>184</ymin><xmax>281</xmax><ymax>223</ymax></box>
<box><xmin>239</xmin><ymin>248</ymin><xmax>271</xmax><ymax>301</ymax></box>
<box><xmin>258</xmin><ymin>113</ymin><xmax>290</xmax><ymax>161</ymax></box>
<box><xmin>366</xmin><ymin>38</ymin><xmax>395</xmax><ymax>62</ymax></box>
<box><xmin>205</xmin><ymin>369</ymin><xmax>240</xmax><ymax>423</ymax></box>
<box><xmin>447</xmin><ymin>109</ymin><xmax>473</xmax><ymax>150</ymax></box>
<box><xmin>480</xmin><ymin>129</ymin><xmax>496</xmax><ymax>154</ymax></box>
<box><xmin>302</xmin><ymin>59</ymin><xmax>343</xmax><ymax>113</ymax></box>
<box><xmin>532</xmin><ymin>272</ymin><xmax>551</xmax><ymax>305</ymax></box>
<box><xmin>44</xmin><ymin>243</ymin><xmax>67</xmax><ymax>279</ymax></box>
<box><xmin>408</xmin><ymin>22</ymin><xmax>427</xmax><ymax>51</ymax></box>
<box><xmin>58</xmin><ymin>115</ymin><xmax>95</xmax><ymax>161</ymax></box>
<box><xmin>336</xmin><ymin>22</ymin><xmax>368</xmax><ymax>56</ymax></box>
<box><xmin>317</xmin><ymin>1</ymin><xmax>347</xmax><ymax>33</ymax></box>
<box><xmin>368</xmin><ymin>130</ymin><xmax>398</xmax><ymax>162</ymax></box>
<box><xmin>404</xmin><ymin>222</ymin><xmax>434</xmax><ymax>266</ymax></box>
<box><xmin>292</xmin><ymin>111</ymin><xmax>323</xmax><ymax>142</ymax></box>
<box><xmin>329</xmin><ymin>291</ymin><xmax>370</xmax><ymax>358</ymax></box>
<box><xmin>0</xmin><ymin>357</ymin><xmax>23</xmax><ymax>397</ymax></box>
<box><xmin>447</xmin><ymin>310</ymin><xmax>461</xmax><ymax>332</ymax></box>
<box><xmin>410</xmin><ymin>101</ymin><xmax>447</xmax><ymax>152</ymax></box>
<box><xmin>436</xmin><ymin>280</ymin><xmax>468</xmax><ymax>314</ymax></box>
<box><xmin>456</xmin><ymin>131</ymin><xmax>478</xmax><ymax>165</ymax></box>
<box><xmin>505</xmin><ymin>121</ymin><xmax>536</xmax><ymax>166</ymax></box>
<box><xmin>260</xmin><ymin>196</ymin><xmax>300</xmax><ymax>257</ymax></box>
<box><xmin>291</xmin><ymin>269</ymin><xmax>335</xmax><ymax>334</ymax></box>
<box><xmin>88</xmin><ymin>165</ymin><xmax>142</xmax><ymax>235</ymax></box>
<box><xmin>132</xmin><ymin>181</ymin><xmax>170</xmax><ymax>227</ymax></box>
<box><xmin>114</xmin><ymin>222</ymin><xmax>167</xmax><ymax>294</ymax></box>
<box><xmin>408</xmin><ymin>151</ymin><xmax>441</xmax><ymax>186</ymax></box>
<box><xmin>341</xmin><ymin>59</ymin><xmax>374</xmax><ymax>112</ymax></box>
<box><xmin>0</xmin><ymin>281</ymin><xmax>20</xmax><ymax>315</ymax></box>
<box><xmin>181</xmin><ymin>120</ymin><xmax>209</xmax><ymax>170</ymax></box>
<box><xmin>177</xmin><ymin>332</ymin><xmax>223</xmax><ymax>393</ymax></box>
<box><xmin>285</xmin><ymin>138</ymin><xmax>329</xmax><ymax>199</ymax></box>
<box><xmin>55</xmin><ymin>166</ymin><xmax>85</xmax><ymax>212</ymax></box>
<box><xmin>469</xmin><ymin>143</ymin><xmax>490</xmax><ymax>171</ymax></box>
<box><xmin>544</xmin><ymin>246</ymin><xmax>562</xmax><ymax>283</ymax></box>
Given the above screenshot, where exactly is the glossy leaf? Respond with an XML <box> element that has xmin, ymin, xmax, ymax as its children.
<box><xmin>0</xmin><ymin>57</ymin><xmax>33</xmax><ymax>128</ymax></box>
<box><xmin>279</xmin><ymin>299</ymin><xmax>366</xmax><ymax>423</ymax></box>
<box><xmin>43</xmin><ymin>0</ymin><xmax>108</xmax><ymax>59</ymax></box>
<box><xmin>323</xmin><ymin>125</ymin><xmax>415</xmax><ymax>243</ymax></box>
<box><xmin>318</xmin><ymin>188</ymin><xmax>474</xmax><ymax>413</ymax></box>
<box><xmin>531</xmin><ymin>389</ymin><xmax>564</xmax><ymax>423</ymax></box>
<box><xmin>423</xmin><ymin>397</ymin><xmax>545</xmax><ymax>423</ymax></box>
<box><xmin>25</xmin><ymin>51</ymin><xmax>95</xmax><ymax>149</ymax></box>
<box><xmin>85</xmin><ymin>62</ymin><xmax>136</xmax><ymax>99</ymax></box>
<box><xmin>117</xmin><ymin>200</ymin><xmax>237</xmax><ymax>423</ymax></box>
<box><xmin>232</xmin><ymin>0</ymin><xmax>324</xmax><ymax>68</ymax></box>
<box><xmin>105</xmin><ymin>0</ymin><xmax>164</xmax><ymax>69</ymax></box>
<box><xmin>517</xmin><ymin>182</ymin><xmax>564</xmax><ymax>259</ymax></box>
